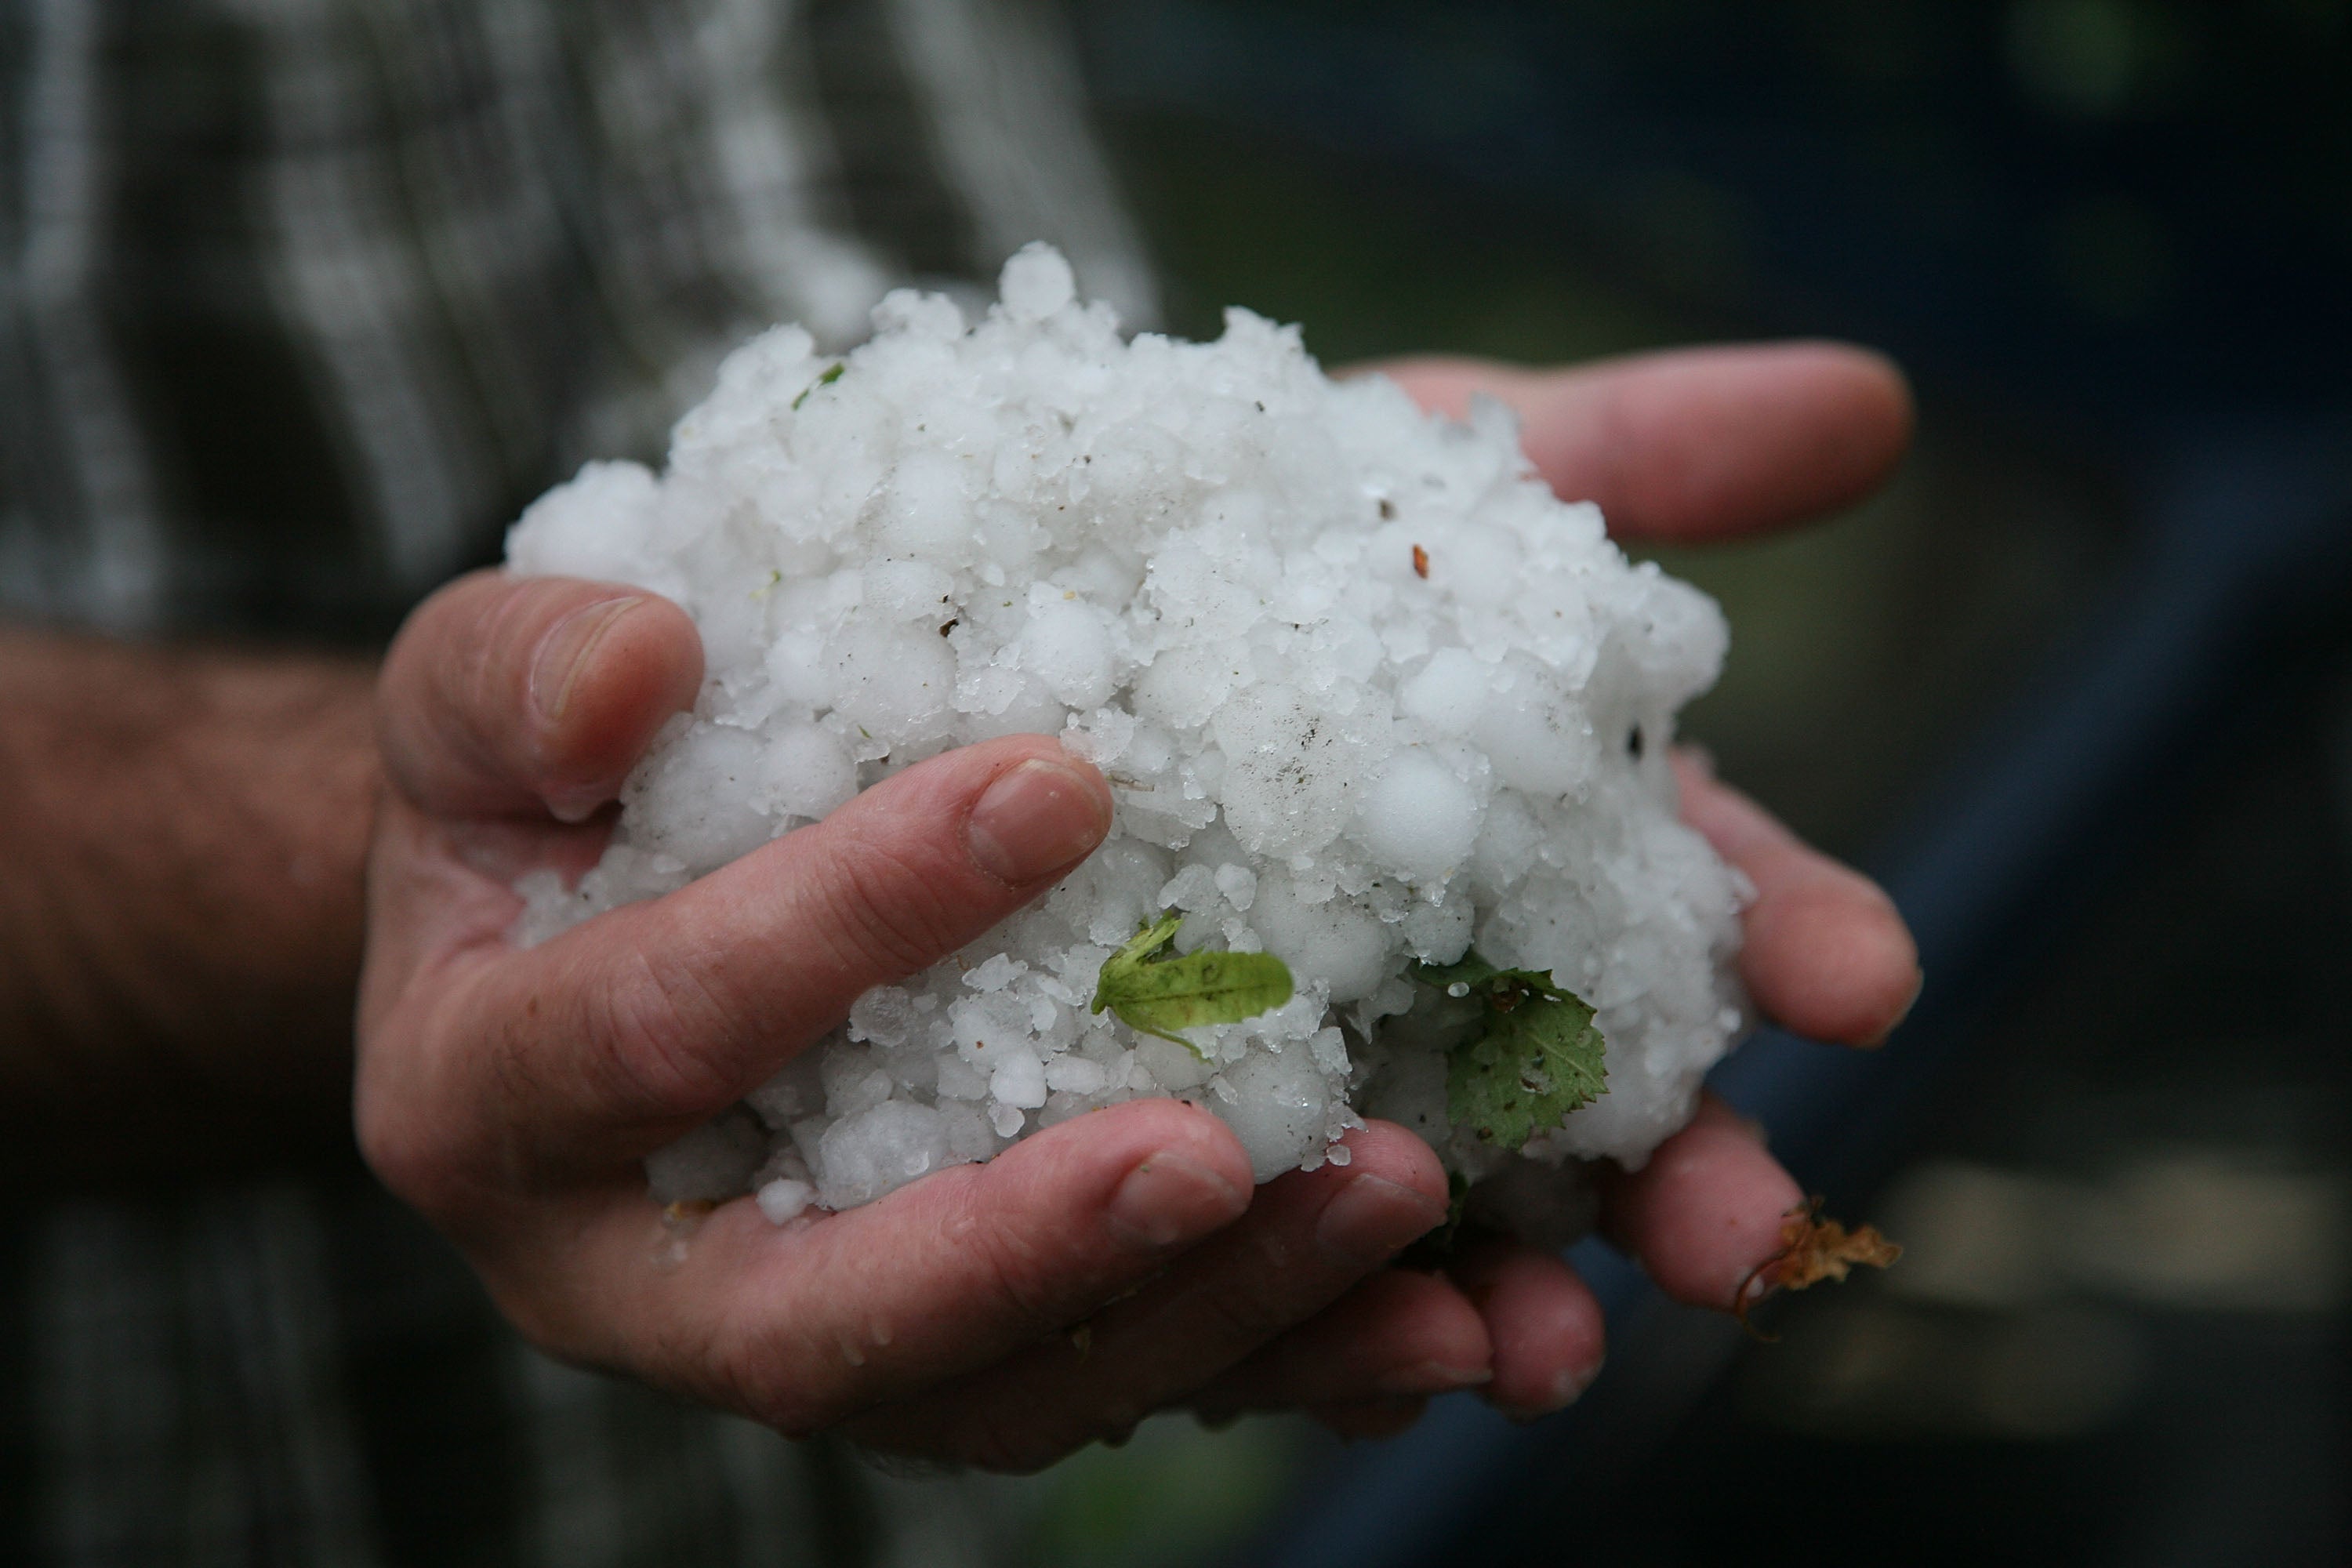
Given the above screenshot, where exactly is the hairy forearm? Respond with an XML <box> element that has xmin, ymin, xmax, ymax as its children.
<box><xmin>0</xmin><ymin>626</ymin><xmax>379</xmax><ymax>1184</ymax></box>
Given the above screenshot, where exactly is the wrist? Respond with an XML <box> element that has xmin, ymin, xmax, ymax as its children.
<box><xmin>0</xmin><ymin>628</ymin><xmax>382</xmax><ymax>1182</ymax></box>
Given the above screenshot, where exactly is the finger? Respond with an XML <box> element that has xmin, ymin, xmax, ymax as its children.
<box><xmin>1674</xmin><ymin>750</ymin><xmax>1921</xmax><ymax>1045</ymax></box>
<box><xmin>1595</xmin><ymin>1092</ymin><xmax>1800</xmax><ymax>1311</ymax></box>
<box><xmin>1446</xmin><ymin>1239</ymin><xmax>1606</xmax><ymax>1420</ymax></box>
<box><xmin>839</xmin><ymin>1121</ymin><xmax>1450</xmax><ymax>1471</ymax></box>
<box><xmin>1375</xmin><ymin>343</ymin><xmax>1912</xmax><ymax>544</ymax></box>
<box><xmin>368</xmin><ymin>731</ymin><xmax>1113</xmax><ymax>1178</ymax></box>
<box><xmin>477</xmin><ymin>1098</ymin><xmax>1258</xmax><ymax>1437</ymax></box>
<box><xmin>1187</xmin><ymin>1268</ymin><xmax>1494</xmax><ymax>1421</ymax></box>
<box><xmin>1188</xmin><ymin>1244</ymin><xmax>1606</xmax><ymax>1423</ymax></box>
<box><xmin>379</xmin><ymin>570</ymin><xmax>703</xmax><ymax>822</ymax></box>
<box><xmin>1310</xmin><ymin>1397</ymin><xmax>1429</xmax><ymax>1443</ymax></box>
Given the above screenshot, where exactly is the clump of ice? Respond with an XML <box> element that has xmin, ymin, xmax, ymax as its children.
<box><xmin>511</xmin><ymin>245</ymin><xmax>1747</xmax><ymax>1232</ymax></box>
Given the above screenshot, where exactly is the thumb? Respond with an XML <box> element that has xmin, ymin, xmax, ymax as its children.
<box><xmin>379</xmin><ymin>570</ymin><xmax>704</xmax><ymax>822</ymax></box>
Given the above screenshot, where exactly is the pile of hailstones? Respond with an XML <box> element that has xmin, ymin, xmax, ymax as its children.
<box><xmin>505</xmin><ymin>245</ymin><xmax>1748</xmax><ymax>1247</ymax></box>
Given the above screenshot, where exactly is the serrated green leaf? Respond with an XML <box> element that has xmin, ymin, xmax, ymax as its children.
<box><xmin>1417</xmin><ymin>950</ymin><xmax>1607</xmax><ymax>1149</ymax></box>
<box><xmin>1091</xmin><ymin>912</ymin><xmax>1294</xmax><ymax>1058</ymax></box>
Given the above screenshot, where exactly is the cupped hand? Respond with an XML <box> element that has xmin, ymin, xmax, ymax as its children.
<box><xmin>1262</xmin><ymin>345</ymin><xmax>1923</xmax><ymax>1437</ymax></box>
<box><xmin>360</xmin><ymin>573</ymin><xmax>1469</xmax><ymax>1472</ymax></box>
<box><xmin>355</xmin><ymin>339</ymin><xmax>1921</xmax><ymax>1469</ymax></box>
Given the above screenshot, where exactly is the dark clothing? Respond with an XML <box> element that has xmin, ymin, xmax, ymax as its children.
<box><xmin>0</xmin><ymin>2</ymin><xmax>1149</xmax><ymax>1559</ymax></box>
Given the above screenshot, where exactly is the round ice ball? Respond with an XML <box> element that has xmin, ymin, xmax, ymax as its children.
<box><xmin>1475</xmin><ymin>662</ymin><xmax>1600</xmax><ymax>797</ymax></box>
<box><xmin>505</xmin><ymin>460</ymin><xmax>686</xmax><ymax>603</ymax></box>
<box><xmin>815</xmin><ymin>1100</ymin><xmax>956</xmax><ymax>1210</ymax></box>
<box><xmin>1018</xmin><ymin>590</ymin><xmax>1116</xmax><ymax>709</ymax></box>
<box><xmin>998</xmin><ymin>241</ymin><xmax>1077</xmax><ymax>321</ymax></box>
<box><xmin>1354</xmin><ymin>747</ymin><xmax>1481</xmax><ymax>884</ymax></box>
<box><xmin>879</xmin><ymin>450</ymin><xmax>975</xmax><ymax>562</ymax></box>
<box><xmin>1213</xmin><ymin>684</ymin><xmax>1356</xmax><ymax>858</ymax></box>
<box><xmin>829</xmin><ymin>622</ymin><xmax>956</xmax><ymax>740</ymax></box>
<box><xmin>1248</xmin><ymin>875</ymin><xmax>1392</xmax><ymax>1004</ymax></box>
<box><xmin>759</xmin><ymin>722</ymin><xmax>855</xmax><ymax>819</ymax></box>
<box><xmin>1398</xmin><ymin>648</ymin><xmax>1491</xmax><ymax>737</ymax></box>
<box><xmin>626</xmin><ymin>724</ymin><xmax>777</xmax><ymax>872</ymax></box>
<box><xmin>1213</xmin><ymin>1043</ymin><xmax>1335</xmax><ymax>1183</ymax></box>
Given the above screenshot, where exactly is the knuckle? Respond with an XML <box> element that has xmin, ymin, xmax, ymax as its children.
<box><xmin>946</xmin><ymin>1189</ymin><xmax>1067</xmax><ymax>1327</ymax></box>
<box><xmin>810</xmin><ymin>837</ymin><xmax>972</xmax><ymax>980</ymax></box>
<box><xmin>586</xmin><ymin>946</ymin><xmax>756</xmax><ymax>1120</ymax></box>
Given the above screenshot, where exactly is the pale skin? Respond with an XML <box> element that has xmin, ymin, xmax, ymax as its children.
<box><xmin>0</xmin><ymin>343</ymin><xmax>1920</xmax><ymax>1468</ymax></box>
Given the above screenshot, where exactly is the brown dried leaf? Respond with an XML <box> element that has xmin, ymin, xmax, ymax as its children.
<box><xmin>1735</xmin><ymin>1196</ymin><xmax>1902</xmax><ymax>1339</ymax></box>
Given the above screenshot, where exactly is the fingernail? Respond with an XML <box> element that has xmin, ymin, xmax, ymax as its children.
<box><xmin>1315</xmin><ymin>1174</ymin><xmax>1446</xmax><ymax>1270</ymax></box>
<box><xmin>1543</xmin><ymin>1356</ymin><xmax>1603</xmax><ymax>1410</ymax></box>
<box><xmin>1858</xmin><ymin>967</ymin><xmax>1925</xmax><ymax>1049</ymax></box>
<box><xmin>532</xmin><ymin>596</ymin><xmax>644</xmax><ymax>726</ymax></box>
<box><xmin>966</xmin><ymin>757</ymin><xmax>1111</xmax><ymax>883</ymax></box>
<box><xmin>1495</xmin><ymin>1356</ymin><xmax>1603</xmax><ymax>1423</ymax></box>
<box><xmin>1374</xmin><ymin>1359</ymin><xmax>1493</xmax><ymax>1397</ymax></box>
<box><xmin>1105</xmin><ymin>1151</ymin><xmax>1247</xmax><ymax>1249</ymax></box>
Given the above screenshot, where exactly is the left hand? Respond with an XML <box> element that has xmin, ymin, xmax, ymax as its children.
<box><xmin>1193</xmin><ymin>343</ymin><xmax>1924</xmax><ymax>1436</ymax></box>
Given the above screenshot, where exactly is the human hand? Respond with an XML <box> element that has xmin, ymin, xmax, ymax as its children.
<box><xmin>359</xmin><ymin>573</ymin><xmax>1486</xmax><ymax>1470</ymax></box>
<box><xmin>1258</xmin><ymin>345</ymin><xmax>1920</xmax><ymax>1437</ymax></box>
<box><xmin>355</xmin><ymin>340</ymin><xmax>1919</xmax><ymax>1466</ymax></box>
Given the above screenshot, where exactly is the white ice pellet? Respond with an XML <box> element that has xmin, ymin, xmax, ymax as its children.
<box><xmin>963</xmin><ymin>953</ymin><xmax>1027</xmax><ymax>993</ymax></box>
<box><xmin>1044</xmin><ymin>1054</ymin><xmax>1110</xmax><ymax>1094</ymax></box>
<box><xmin>1353</xmin><ymin>747</ymin><xmax>1481</xmax><ymax>884</ymax></box>
<box><xmin>645</xmin><ymin>1112</ymin><xmax>768</xmax><ymax>1205</ymax></box>
<box><xmin>759</xmin><ymin>722</ymin><xmax>856</xmax><ymax>819</ymax></box>
<box><xmin>1213</xmin><ymin>1044</ymin><xmax>1336</xmax><ymax>1183</ymax></box>
<box><xmin>989</xmin><ymin>1047</ymin><xmax>1049</xmax><ymax>1110</ymax></box>
<box><xmin>1398</xmin><ymin>647</ymin><xmax>1490</xmax><ymax>735</ymax></box>
<box><xmin>997</xmin><ymin>242</ymin><xmax>1076</xmax><ymax>321</ymax></box>
<box><xmin>509</xmin><ymin>245</ymin><xmax>1747</xmax><ymax>1233</ymax></box>
<box><xmin>1018</xmin><ymin>591</ymin><xmax>1117</xmax><ymax>709</ymax></box>
<box><xmin>1248</xmin><ymin>875</ymin><xmax>1394</xmax><ymax>1005</ymax></box>
<box><xmin>755</xmin><ymin>1178</ymin><xmax>818</xmax><ymax>1225</ymax></box>
<box><xmin>816</xmin><ymin>1101</ymin><xmax>953</xmax><ymax>1210</ymax></box>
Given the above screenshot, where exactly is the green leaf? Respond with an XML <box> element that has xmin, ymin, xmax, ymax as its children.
<box><xmin>790</xmin><ymin>361</ymin><xmax>844</xmax><ymax>410</ymax></box>
<box><xmin>1415</xmin><ymin>951</ymin><xmax>1607</xmax><ymax>1150</ymax></box>
<box><xmin>1091</xmin><ymin>912</ymin><xmax>1294</xmax><ymax>1058</ymax></box>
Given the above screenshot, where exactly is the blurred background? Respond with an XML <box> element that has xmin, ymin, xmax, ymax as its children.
<box><xmin>862</xmin><ymin>2</ymin><xmax>2352</xmax><ymax>1564</ymax></box>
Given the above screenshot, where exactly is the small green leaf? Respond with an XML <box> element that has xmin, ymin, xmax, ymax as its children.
<box><xmin>790</xmin><ymin>361</ymin><xmax>844</xmax><ymax>410</ymax></box>
<box><xmin>1091</xmin><ymin>912</ymin><xmax>1294</xmax><ymax>1058</ymax></box>
<box><xmin>1415</xmin><ymin>951</ymin><xmax>1607</xmax><ymax>1150</ymax></box>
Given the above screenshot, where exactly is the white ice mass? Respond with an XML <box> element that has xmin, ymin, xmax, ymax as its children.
<box><xmin>509</xmin><ymin>245</ymin><xmax>1748</xmax><ymax>1240</ymax></box>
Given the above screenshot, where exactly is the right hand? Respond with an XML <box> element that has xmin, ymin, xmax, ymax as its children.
<box><xmin>357</xmin><ymin>571</ymin><xmax>1593</xmax><ymax>1468</ymax></box>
